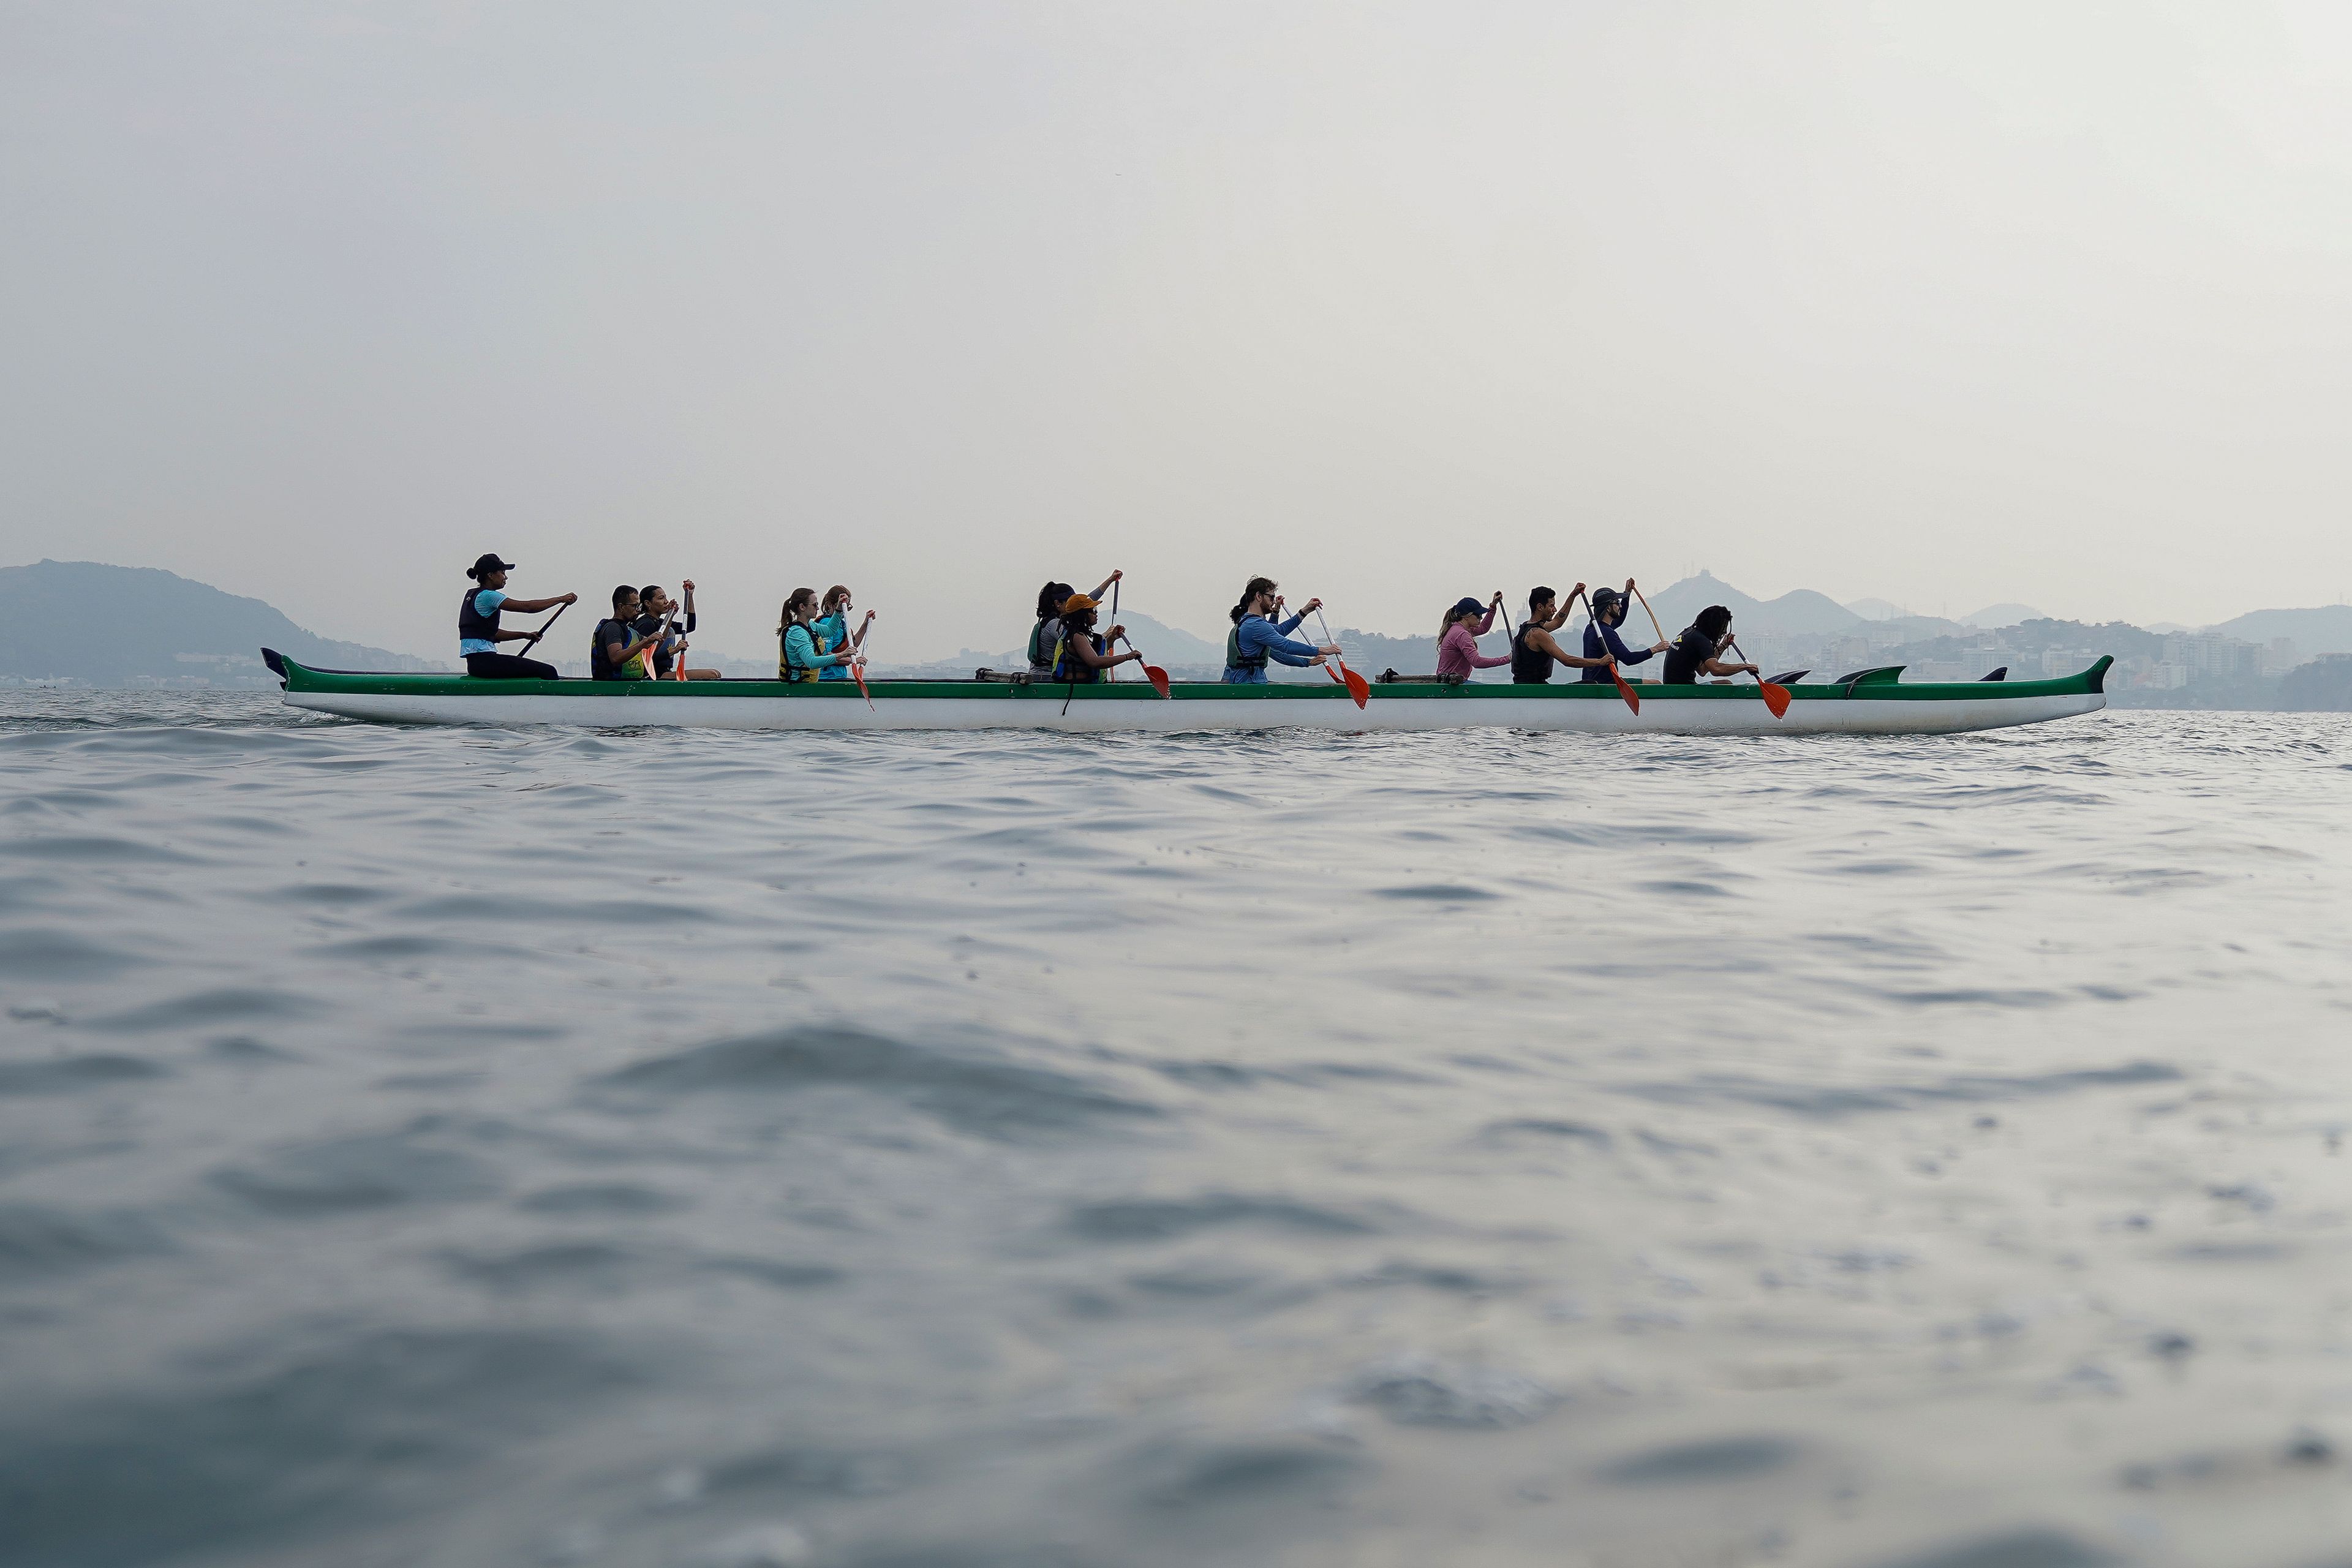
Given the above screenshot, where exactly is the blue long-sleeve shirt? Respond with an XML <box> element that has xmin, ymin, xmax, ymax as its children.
<box><xmin>1580</xmin><ymin>619</ymin><xmax>1657</xmax><ymax>683</ymax></box>
<box><xmin>1223</xmin><ymin>612</ymin><xmax>1318</xmax><ymax>684</ymax></box>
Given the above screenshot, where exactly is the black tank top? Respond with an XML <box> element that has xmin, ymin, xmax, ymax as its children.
<box><xmin>1509</xmin><ymin>625</ymin><xmax>1553</xmax><ymax>684</ymax></box>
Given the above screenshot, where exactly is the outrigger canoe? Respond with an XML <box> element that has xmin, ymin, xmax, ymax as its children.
<box><xmin>265</xmin><ymin>649</ymin><xmax>2109</xmax><ymax>735</ymax></box>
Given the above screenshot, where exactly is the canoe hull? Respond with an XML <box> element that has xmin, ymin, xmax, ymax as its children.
<box><xmin>274</xmin><ymin>657</ymin><xmax>2111</xmax><ymax>737</ymax></box>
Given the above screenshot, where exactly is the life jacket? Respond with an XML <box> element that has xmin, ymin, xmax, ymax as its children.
<box><xmin>1509</xmin><ymin>624</ymin><xmax>1553</xmax><ymax>684</ymax></box>
<box><xmin>780</xmin><ymin>622</ymin><xmax>823</xmax><ymax>684</ymax></box>
<box><xmin>1053</xmin><ymin>628</ymin><xmax>1106</xmax><ymax>684</ymax></box>
<box><xmin>590</xmin><ymin>617</ymin><xmax>650</xmax><ymax>681</ymax></box>
<box><xmin>1028</xmin><ymin>616</ymin><xmax>1061</xmax><ymax>672</ymax></box>
<box><xmin>458</xmin><ymin>588</ymin><xmax>500</xmax><ymax>646</ymax></box>
<box><xmin>1225</xmin><ymin>617</ymin><xmax>1270</xmax><ymax>674</ymax></box>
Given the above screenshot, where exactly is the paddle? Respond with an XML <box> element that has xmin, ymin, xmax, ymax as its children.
<box><xmin>1102</xmin><ymin>580</ymin><xmax>1169</xmax><ymax>697</ymax></box>
<box><xmin>847</xmin><ymin>613</ymin><xmax>875</xmax><ymax>712</ymax></box>
<box><xmin>1728</xmin><ymin>637</ymin><xmax>1790</xmax><ymax>718</ymax></box>
<box><xmin>517</xmin><ymin>600</ymin><xmax>569</xmax><ymax>657</ymax></box>
<box><xmin>1632</xmin><ymin>581</ymin><xmax>1667</xmax><ymax>647</ymax></box>
<box><xmin>1570</xmin><ymin>588</ymin><xmax>1640</xmax><ymax>715</ymax></box>
<box><xmin>1311</xmin><ymin>608</ymin><xmax>1371</xmax><ymax>709</ymax></box>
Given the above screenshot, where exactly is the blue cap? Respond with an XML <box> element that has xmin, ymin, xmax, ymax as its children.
<box><xmin>1451</xmin><ymin>597</ymin><xmax>1483</xmax><ymax>618</ymax></box>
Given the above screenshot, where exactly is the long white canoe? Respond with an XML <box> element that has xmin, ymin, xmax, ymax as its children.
<box><xmin>266</xmin><ymin>650</ymin><xmax>2110</xmax><ymax>736</ymax></box>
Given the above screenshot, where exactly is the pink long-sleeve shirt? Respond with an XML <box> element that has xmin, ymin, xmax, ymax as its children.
<box><xmin>1436</xmin><ymin>608</ymin><xmax>1507</xmax><ymax>680</ymax></box>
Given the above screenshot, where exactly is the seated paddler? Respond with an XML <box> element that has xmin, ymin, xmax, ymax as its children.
<box><xmin>1581</xmin><ymin>582</ymin><xmax>1668</xmax><ymax>683</ymax></box>
<box><xmin>1030</xmin><ymin>570</ymin><xmax>1120</xmax><ymax>679</ymax></box>
<box><xmin>1223</xmin><ymin>576</ymin><xmax>1338</xmax><ymax>684</ymax></box>
<box><xmin>458</xmin><ymin>553</ymin><xmax>575</xmax><ymax>679</ymax></box>
<box><xmin>814</xmin><ymin>585</ymin><xmax>873</xmax><ymax>682</ymax></box>
<box><xmin>1050</xmin><ymin>594</ymin><xmax>1143</xmax><ymax>682</ymax></box>
<box><xmin>636</xmin><ymin>581</ymin><xmax>719</xmax><ymax>680</ymax></box>
<box><xmin>778</xmin><ymin>587</ymin><xmax>860</xmax><ymax>682</ymax></box>
<box><xmin>1436</xmin><ymin>593</ymin><xmax>1510</xmax><ymax>681</ymax></box>
<box><xmin>1509</xmin><ymin>584</ymin><xmax>1615</xmax><ymax>684</ymax></box>
<box><xmin>590</xmin><ymin>586</ymin><xmax>668</xmax><ymax>681</ymax></box>
<box><xmin>1661</xmin><ymin>604</ymin><xmax>1760</xmax><ymax>685</ymax></box>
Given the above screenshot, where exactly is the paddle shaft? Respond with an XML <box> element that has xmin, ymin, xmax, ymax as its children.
<box><xmin>1632</xmin><ymin>583</ymin><xmax>1667</xmax><ymax>646</ymax></box>
<box><xmin>518</xmin><ymin>600</ymin><xmax>570</xmax><ymax>652</ymax></box>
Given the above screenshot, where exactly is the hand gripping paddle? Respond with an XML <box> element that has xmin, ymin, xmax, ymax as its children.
<box><xmin>1311</xmin><ymin>608</ymin><xmax>1371</xmax><ymax>709</ymax></box>
<box><xmin>1728</xmin><ymin>638</ymin><xmax>1790</xmax><ymax>718</ymax></box>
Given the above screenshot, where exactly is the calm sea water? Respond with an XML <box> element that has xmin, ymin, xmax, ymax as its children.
<box><xmin>2</xmin><ymin>694</ymin><xmax>2348</xmax><ymax>1568</ymax></box>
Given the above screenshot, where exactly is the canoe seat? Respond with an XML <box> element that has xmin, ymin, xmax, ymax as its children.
<box><xmin>1765</xmin><ymin>669</ymin><xmax>1809</xmax><ymax>685</ymax></box>
<box><xmin>1377</xmin><ymin>670</ymin><xmax>1455</xmax><ymax>684</ymax></box>
<box><xmin>1834</xmin><ymin>665</ymin><xmax>1905</xmax><ymax>692</ymax></box>
<box><xmin>1978</xmin><ymin>667</ymin><xmax>2007</xmax><ymax>682</ymax></box>
<box><xmin>972</xmin><ymin>668</ymin><xmax>1033</xmax><ymax>684</ymax></box>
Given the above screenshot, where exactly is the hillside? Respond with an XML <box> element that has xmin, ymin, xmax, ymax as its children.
<box><xmin>2206</xmin><ymin>605</ymin><xmax>2352</xmax><ymax>657</ymax></box>
<box><xmin>1646</xmin><ymin>571</ymin><xmax>1862</xmax><ymax>637</ymax></box>
<box><xmin>0</xmin><ymin>560</ymin><xmax>441</xmax><ymax>687</ymax></box>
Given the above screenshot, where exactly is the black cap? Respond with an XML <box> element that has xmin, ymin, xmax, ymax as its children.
<box><xmin>468</xmin><ymin>553</ymin><xmax>516</xmax><ymax>579</ymax></box>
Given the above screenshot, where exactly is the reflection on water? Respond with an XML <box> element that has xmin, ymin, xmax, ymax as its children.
<box><xmin>2</xmin><ymin>693</ymin><xmax>2348</xmax><ymax>1567</ymax></box>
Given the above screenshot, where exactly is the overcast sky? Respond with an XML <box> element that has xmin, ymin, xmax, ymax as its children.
<box><xmin>4</xmin><ymin>2</ymin><xmax>2349</xmax><ymax>659</ymax></box>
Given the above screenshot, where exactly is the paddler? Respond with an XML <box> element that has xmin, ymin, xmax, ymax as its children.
<box><xmin>814</xmin><ymin>585</ymin><xmax>873</xmax><ymax>682</ymax></box>
<box><xmin>1050</xmin><ymin>594</ymin><xmax>1144</xmax><ymax>683</ymax></box>
<box><xmin>1030</xmin><ymin>571</ymin><xmax>1121</xmax><ymax>679</ymax></box>
<box><xmin>590</xmin><ymin>586</ymin><xmax>668</xmax><ymax>682</ymax></box>
<box><xmin>778</xmin><ymin>587</ymin><xmax>860</xmax><ymax>682</ymax></box>
<box><xmin>1223</xmin><ymin>577</ymin><xmax>1338</xmax><ymax>684</ymax></box>
<box><xmin>636</xmin><ymin>582</ymin><xmax>719</xmax><ymax>680</ymax></box>
<box><xmin>1436</xmin><ymin>594</ymin><xmax>1510</xmax><ymax>681</ymax></box>
<box><xmin>1580</xmin><ymin>582</ymin><xmax>1670</xmax><ymax>684</ymax></box>
<box><xmin>1507</xmin><ymin>584</ymin><xmax>1616</xmax><ymax>683</ymax></box>
<box><xmin>458</xmin><ymin>553</ymin><xmax>576</xmax><ymax>679</ymax></box>
<box><xmin>1662</xmin><ymin>605</ymin><xmax>1760</xmax><ymax>685</ymax></box>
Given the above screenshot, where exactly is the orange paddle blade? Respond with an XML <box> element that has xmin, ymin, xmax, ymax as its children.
<box><xmin>1339</xmin><ymin>662</ymin><xmax>1370</xmax><ymax>709</ymax></box>
<box><xmin>850</xmin><ymin>662</ymin><xmax>874</xmax><ymax>711</ymax></box>
<box><xmin>1607</xmin><ymin>662</ymin><xmax>1640</xmax><ymax>715</ymax></box>
<box><xmin>1144</xmin><ymin>663</ymin><xmax>1170</xmax><ymax>699</ymax></box>
<box><xmin>1758</xmin><ymin>678</ymin><xmax>1790</xmax><ymax>718</ymax></box>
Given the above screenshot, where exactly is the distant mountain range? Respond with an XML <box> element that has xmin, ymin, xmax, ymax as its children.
<box><xmin>1843</xmin><ymin>595</ymin><xmax>2046</xmax><ymax>629</ymax></box>
<box><xmin>7</xmin><ymin>559</ymin><xmax>2351</xmax><ymax>688</ymax></box>
<box><xmin>0</xmin><ymin>560</ymin><xmax>439</xmax><ymax>687</ymax></box>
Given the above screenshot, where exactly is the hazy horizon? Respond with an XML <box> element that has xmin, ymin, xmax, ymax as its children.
<box><xmin>7</xmin><ymin>4</ymin><xmax>2351</xmax><ymax>662</ymax></box>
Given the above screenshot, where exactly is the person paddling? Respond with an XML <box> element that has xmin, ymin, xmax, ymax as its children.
<box><xmin>778</xmin><ymin>588</ymin><xmax>860</xmax><ymax>682</ymax></box>
<box><xmin>458</xmin><ymin>554</ymin><xmax>576</xmax><ymax>679</ymax></box>
<box><xmin>1508</xmin><ymin>584</ymin><xmax>1616</xmax><ymax>684</ymax></box>
<box><xmin>1580</xmin><ymin>583</ymin><xmax>1670</xmax><ymax>684</ymax></box>
<box><xmin>1223</xmin><ymin>577</ymin><xmax>1338</xmax><ymax>684</ymax></box>
<box><xmin>1050</xmin><ymin>594</ymin><xmax>1144</xmax><ymax>684</ymax></box>
<box><xmin>637</xmin><ymin>582</ymin><xmax>718</xmax><ymax>680</ymax></box>
<box><xmin>1436</xmin><ymin>593</ymin><xmax>1510</xmax><ymax>681</ymax></box>
<box><xmin>1661</xmin><ymin>605</ymin><xmax>1760</xmax><ymax>685</ymax></box>
<box><xmin>814</xmin><ymin>585</ymin><xmax>874</xmax><ymax>682</ymax></box>
<box><xmin>1029</xmin><ymin>571</ymin><xmax>1121</xmax><ymax>679</ymax></box>
<box><xmin>592</xmin><ymin>587</ymin><xmax>669</xmax><ymax>682</ymax></box>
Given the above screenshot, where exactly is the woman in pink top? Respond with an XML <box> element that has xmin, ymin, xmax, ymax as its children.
<box><xmin>1436</xmin><ymin>593</ymin><xmax>1510</xmax><ymax>680</ymax></box>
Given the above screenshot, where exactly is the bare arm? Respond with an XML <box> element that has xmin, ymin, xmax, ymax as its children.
<box><xmin>1530</xmin><ymin>627</ymin><xmax>1611</xmax><ymax>669</ymax></box>
<box><xmin>1700</xmin><ymin>657</ymin><xmax>1759</xmax><ymax>677</ymax></box>
<box><xmin>502</xmin><ymin>594</ymin><xmax>576</xmax><ymax>615</ymax></box>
